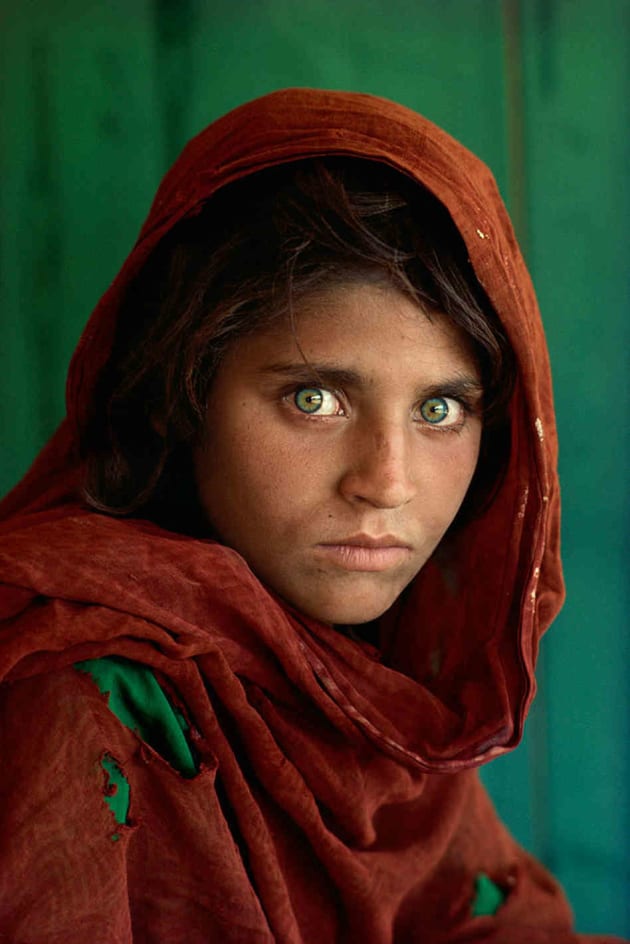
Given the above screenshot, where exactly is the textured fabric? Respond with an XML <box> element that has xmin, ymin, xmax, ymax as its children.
<box><xmin>0</xmin><ymin>88</ymin><xmax>623</xmax><ymax>942</ymax></box>
<box><xmin>75</xmin><ymin>663</ymin><xmax>503</xmax><ymax>917</ymax></box>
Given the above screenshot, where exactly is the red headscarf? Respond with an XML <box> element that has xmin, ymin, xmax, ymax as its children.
<box><xmin>0</xmin><ymin>89</ymin><xmax>618</xmax><ymax>942</ymax></box>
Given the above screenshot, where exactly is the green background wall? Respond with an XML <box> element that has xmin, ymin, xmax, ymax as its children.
<box><xmin>1</xmin><ymin>0</ymin><xmax>628</xmax><ymax>935</ymax></box>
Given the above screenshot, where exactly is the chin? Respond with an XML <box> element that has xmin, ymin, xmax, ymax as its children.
<box><xmin>300</xmin><ymin>591</ymin><xmax>399</xmax><ymax>627</ymax></box>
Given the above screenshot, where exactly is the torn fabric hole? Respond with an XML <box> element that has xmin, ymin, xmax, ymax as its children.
<box><xmin>101</xmin><ymin>753</ymin><xmax>130</xmax><ymax>834</ymax></box>
<box><xmin>471</xmin><ymin>872</ymin><xmax>506</xmax><ymax>917</ymax></box>
<box><xmin>75</xmin><ymin>656</ymin><xmax>198</xmax><ymax>777</ymax></box>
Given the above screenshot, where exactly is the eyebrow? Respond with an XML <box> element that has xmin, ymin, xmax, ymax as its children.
<box><xmin>259</xmin><ymin>361</ymin><xmax>484</xmax><ymax>398</ymax></box>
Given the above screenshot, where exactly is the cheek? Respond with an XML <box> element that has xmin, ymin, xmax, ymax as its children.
<box><xmin>423</xmin><ymin>434</ymin><xmax>481</xmax><ymax>520</ymax></box>
<box><xmin>195</xmin><ymin>413</ymin><xmax>322</xmax><ymax>532</ymax></box>
<box><xmin>457</xmin><ymin>437</ymin><xmax>482</xmax><ymax>490</ymax></box>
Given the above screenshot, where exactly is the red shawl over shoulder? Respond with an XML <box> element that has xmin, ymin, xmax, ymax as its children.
<box><xmin>0</xmin><ymin>89</ymin><xmax>621</xmax><ymax>942</ymax></box>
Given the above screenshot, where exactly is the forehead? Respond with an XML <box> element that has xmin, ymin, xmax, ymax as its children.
<box><xmin>231</xmin><ymin>281</ymin><xmax>481</xmax><ymax>385</ymax></box>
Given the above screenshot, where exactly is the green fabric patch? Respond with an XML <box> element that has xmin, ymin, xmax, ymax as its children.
<box><xmin>101</xmin><ymin>753</ymin><xmax>130</xmax><ymax>828</ymax></box>
<box><xmin>471</xmin><ymin>872</ymin><xmax>505</xmax><ymax>917</ymax></box>
<box><xmin>75</xmin><ymin>656</ymin><xmax>198</xmax><ymax>778</ymax></box>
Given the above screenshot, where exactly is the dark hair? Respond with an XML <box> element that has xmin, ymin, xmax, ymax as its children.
<box><xmin>82</xmin><ymin>158</ymin><xmax>515</xmax><ymax>531</ymax></box>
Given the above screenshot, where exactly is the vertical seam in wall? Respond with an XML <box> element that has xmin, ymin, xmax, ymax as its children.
<box><xmin>500</xmin><ymin>0</ymin><xmax>553</xmax><ymax>868</ymax></box>
<box><xmin>500</xmin><ymin>0</ymin><xmax>528</xmax><ymax>256</ymax></box>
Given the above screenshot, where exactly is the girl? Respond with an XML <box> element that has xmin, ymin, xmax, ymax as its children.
<box><xmin>0</xmin><ymin>88</ymin><xmax>620</xmax><ymax>942</ymax></box>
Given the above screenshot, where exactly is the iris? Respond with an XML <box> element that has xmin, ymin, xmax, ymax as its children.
<box><xmin>295</xmin><ymin>388</ymin><xmax>324</xmax><ymax>413</ymax></box>
<box><xmin>420</xmin><ymin>397</ymin><xmax>449</xmax><ymax>424</ymax></box>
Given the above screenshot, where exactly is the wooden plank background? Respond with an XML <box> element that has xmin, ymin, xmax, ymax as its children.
<box><xmin>1</xmin><ymin>0</ymin><xmax>628</xmax><ymax>934</ymax></box>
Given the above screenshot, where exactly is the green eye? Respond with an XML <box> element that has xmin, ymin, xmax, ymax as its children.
<box><xmin>293</xmin><ymin>387</ymin><xmax>343</xmax><ymax>416</ymax></box>
<box><xmin>420</xmin><ymin>397</ymin><xmax>450</xmax><ymax>424</ymax></box>
<box><xmin>295</xmin><ymin>388</ymin><xmax>325</xmax><ymax>413</ymax></box>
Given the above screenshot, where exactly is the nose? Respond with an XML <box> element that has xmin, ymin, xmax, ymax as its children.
<box><xmin>338</xmin><ymin>423</ymin><xmax>417</xmax><ymax>509</ymax></box>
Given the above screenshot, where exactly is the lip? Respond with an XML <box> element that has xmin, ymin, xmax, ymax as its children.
<box><xmin>315</xmin><ymin>534</ymin><xmax>412</xmax><ymax>572</ymax></box>
<box><xmin>327</xmin><ymin>533</ymin><xmax>411</xmax><ymax>549</ymax></box>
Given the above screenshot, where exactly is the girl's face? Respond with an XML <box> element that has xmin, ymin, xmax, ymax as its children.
<box><xmin>194</xmin><ymin>282</ymin><xmax>483</xmax><ymax>625</ymax></box>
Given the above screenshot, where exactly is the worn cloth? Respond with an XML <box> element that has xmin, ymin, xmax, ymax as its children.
<box><xmin>0</xmin><ymin>88</ymin><xmax>621</xmax><ymax>942</ymax></box>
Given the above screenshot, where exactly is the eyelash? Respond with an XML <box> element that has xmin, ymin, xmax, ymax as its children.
<box><xmin>284</xmin><ymin>384</ymin><xmax>477</xmax><ymax>432</ymax></box>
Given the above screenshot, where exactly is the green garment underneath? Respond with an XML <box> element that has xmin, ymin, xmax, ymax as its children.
<box><xmin>472</xmin><ymin>872</ymin><xmax>505</xmax><ymax>917</ymax></box>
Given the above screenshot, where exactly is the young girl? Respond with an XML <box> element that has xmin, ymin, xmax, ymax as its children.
<box><xmin>0</xmin><ymin>88</ymin><xmax>621</xmax><ymax>942</ymax></box>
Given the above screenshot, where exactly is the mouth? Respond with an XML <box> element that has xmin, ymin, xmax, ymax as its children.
<box><xmin>314</xmin><ymin>534</ymin><xmax>413</xmax><ymax>572</ymax></box>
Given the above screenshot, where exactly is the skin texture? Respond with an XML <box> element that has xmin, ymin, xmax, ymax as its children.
<box><xmin>194</xmin><ymin>282</ymin><xmax>483</xmax><ymax>625</ymax></box>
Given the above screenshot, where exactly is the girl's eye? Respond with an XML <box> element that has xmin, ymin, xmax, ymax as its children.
<box><xmin>293</xmin><ymin>387</ymin><xmax>343</xmax><ymax>415</ymax></box>
<box><xmin>418</xmin><ymin>396</ymin><xmax>464</xmax><ymax>427</ymax></box>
